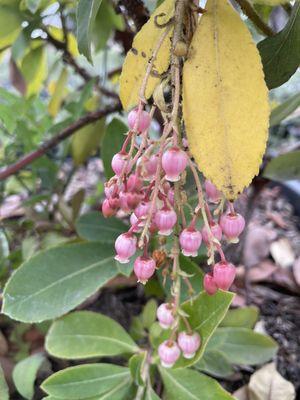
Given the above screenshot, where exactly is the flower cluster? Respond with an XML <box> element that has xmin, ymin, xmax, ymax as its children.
<box><xmin>103</xmin><ymin>105</ymin><xmax>245</xmax><ymax>366</ymax></box>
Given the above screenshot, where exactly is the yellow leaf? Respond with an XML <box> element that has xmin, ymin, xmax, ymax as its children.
<box><xmin>20</xmin><ymin>45</ymin><xmax>47</xmax><ymax>97</ymax></box>
<box><xmin>253</xmin><ymin>0</ymin><xmax>289</xmax><ymax>5</ymax></box>
<box><xmin>119</xmin><ymin>0</ymin><xmax>174</xmax><ymax>111</ymax></box>
<box><xmin>48</xmin><ymin>68</ymin><xmax>69</xmax><ymax>117</ymax></box>
<box><xmin>48</xmin><ymin>26</ymin><xmax>79</xmax><ymax>57</ymax></box>
<box><xmin>183</xmin><ymin>0</ymin><xmax>269</xmax><ymax>200</ymax></box>
<box><xmin>71</xmin><ymin>119</ymin><xmax>105</xmax><ymax>165</ymax></box>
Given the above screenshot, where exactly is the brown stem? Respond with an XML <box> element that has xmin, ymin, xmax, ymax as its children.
<box><xmin>234</xmin><ymin>0</ymin><xmax>274</xmax><ymax>37</ymax></box>
<box><xmin>0</xmin><ymin>103</ymin><xmax>121</xmax><ymax>181</ymax></box>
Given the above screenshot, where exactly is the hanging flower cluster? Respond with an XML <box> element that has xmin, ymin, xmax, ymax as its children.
<box><xmin>103</xmin><ymin>104</ymin><xmax>245</xmax><ymax>366</ymax></box>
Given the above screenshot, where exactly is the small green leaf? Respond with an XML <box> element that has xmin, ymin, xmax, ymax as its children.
<box><xmin>144</xmin><ymin>386</ymin><xmax>161</xmax><ymax>400</ymax></box>
<box><xmin>46</xmin><ymin>311</ymin><xmax>138</xmax><ymax>359</ymax></box>
<box><xmin>263</xmin><ymin>150</ymin><xmax>300</xmax><ymax>182</ymax></box>
<box><xmin>76</xmin><ymin>211</ymin><xmax>127</xmax><ymax>243</ymax></box>
<box><xmin>258</xmin><ymin>2</ymin><xmax>300</xmax><ymax>89</ymax></box>
<box><xmin>20</xmin><ymin>45</ymin><xmax>47</xmax><ymax>96</ymax></box>
<box><xmin>129</xmin><ymin>351</ymin><xmax>147</xmax><ymax>385</ymax></box>
<box><xmin>2</xmin><ymin>242</ymin><xmax>119</xmax><ymax>322</ymax></box>
<box><xmin>207</xmin><ymin>328</ymin><xmax>278</xmax><ymax>365</ymax></box>
<box><xmin>220</xmin><ymin>306</ymin><xmax>259</xmax><ymax>329</ymax></box>
<box><xmin>160</xmin><ymin>368</ymin><xmax>234</xmax><ymax>400</ymax></box>
<box><xmin>270</xmin><ymin>93</ymin><xmax>300</xmax><ymax>127</ymax></box>
<box><xmin>142</xmin><ymin>299</ymin><xmax>157</xmax><ymax>329</ymax></box>
<box><xmin>101</xmin><ymin>118</ymin><xmax>127</xmax><ymax>180</ymax></box>
<box><xmin>195</xmin><ymin>350</ymin><xmax>234</xmax><ymax>378</ymax></box>
<box><xmin>76</xmin><ymin>0</ymin><xmax>103</xmax><ymax>62</ymax></box>
<box><xmin>0</xmin><ymin>3</ymin><xmax>22</xmax><ymax>48</ymax></box>
<box><xmin>41</xmin><ymin>363</ymin><xmax>131</xmax><ymax>399</ymax></box>
<box><xmin>0</xmin><ymin>365</ymin><xmax>9</xmax><ymax>400</ymax></box>
<box><xmin>13</xmin><ymin>353</ymin><xmax>45</xmax><ymax>399</ymax></box>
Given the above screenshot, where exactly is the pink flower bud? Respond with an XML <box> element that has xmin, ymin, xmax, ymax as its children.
<box><xmin>154</xmin><ymin>207</ymin><xmax>177</xmax><ymax>236</ymax></box>
<box><xmin>133</xmin><ymin>256</ymin><xmax>156</xmax><ymax>284</ymax></box>
<box><xmin>201</xmin><ymin>222</ymin><xmax>222</xmax><ymax>245</ymax></box>
<box><xmin>108</xmin><ymin>196</ymin><xmax>120</xmax><ymax>210</ymax></box>
<box><xmin>158</xmin><ymin>340</ymin><xmax>181</xmax><ymax>368</ymax></box>
<box><xmin>204</xmin><ymin>180</ymin><xmax>221</xmax><ymax>203</ymax></box>
<box><xmin>220</xmin><ymin>212</ymin><xmax>245</xmax><ymax>243</ymax></box>
<box><xmin>130</xmin><ymin>213</ymin><xmax>142</xmax><ymax>233</ymax></box>
<box><xmin>144</xmin><ymin>154</ymin><xmax>159</xmax><ymax>179</ymax></box>
<box><xmin>213</xmin><ymin>261</ymin><xmax>236</xmax><ymax>291</ymax></box>
<box><xmin>177</xmin><ymin>331</ymin><xmax>201</xmax><ymax>359</ymax></box>
<box><xmin>111</xmin><ymin>152</ymin><xmax>130</xmax><ymax>177</ymax></box>
<box><xmin>115</xmin><ymin>233</ymin><xmax>137</xmax><ymax>264</ymax></box>
<box><xmin>157</xmin><ymin>303</ymin><xmax>175</xmax><ymax>329</ymax></box>
<box><xmin>167</xmin><ymin>188</ymin><xmax>174</xmax><ymax>206</ymax></box>
<box><xmin>134</xmin><ymin>201</ymin><xmax>151</xmax><ymax>218</ymax></box>
<box><xmin>162</xmin><ymin>147</ymin><xmax>188</xmax><ymax>182</ymax></box>
<box><xmin>104</xmin><ymin>181</ymin><xmax>117</xmax><ymax>198</ymax></box>
<box><xmin>203</xmin><ymin>273</ymin><xmax>218</xmax><ymax>295</ymax></box>
<box><xmin>102</xmin><ymin>199</ymin><xmax>116</xmax><ymax>218</ymax></box>
<box><xmin>179</xmin><ymin>227</ymin><xmax>202</xmax><ymax>257</ymax></box>
<box><xmin>119</xmin><ymin>191</ymin><xmax>141</xmax><ymax>212</ymax></box>
<box><xmin>127</xmin><ymin>173</ymin><xmax>143</xmax><ymax>192</ymax></box>
<box><xmin>128</xmin><ymin>109</ymin><xmax>151</xmax><ymax>132</ymax></box>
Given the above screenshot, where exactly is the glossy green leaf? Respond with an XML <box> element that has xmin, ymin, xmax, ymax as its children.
<box><xmin>129</xmin><ymin>351</ymin><xmax>147</xmax><ymax>386</ymax></box>
<box><xmin>263</xmin><ymin>151</ymin><xmax>300</xmax><ymax>182</ymax></box>
<box><xmin>46</xmin><ymin>311</ymin><xmax>138</xmax><ymax>359</ymax></box>
<box><xmin>101</xmin><ymin>118</ymin><xmax>128</xmax><ymax>180</ymax></box>
<box><xmin>76</xmin><ymin>0</ymin><xmax>103</xmax><ymax>62</ymax></box>
<box><xmin>41</xmin><ymin>363</ymin><xmax>131</xmax><ymax>399</ymax></box>
<box><xmin>2</xmin><ymin>242</ymin><xmax>119</xmax><ymax>322</ymax></box>
<box><xmin>0</xmin><ymin>4</ymin><xmax>22</xmax><ymax>47</ymax></box>
<box><xmin>160</xmin><ymin>368</ymin><xmax>234</xmax><ymax>400</ymax></box>
<box><xmin>220</xmin><ymin>306</ymin><xmax>259</xmax><ymax>329</ymax></box>
<box><xmin>20</xmin><ymin>45</ymin><xmax>47</xmax><ymax>96</ymax></box>
<box><xmin>258</xmin><ymin>2</ymin><xmax>300</xmax><ymax>89</ymax></box>
<box><xmin>207</xmin><ymin>328</ymin><xmax>278</xmax><ymax>365</ymax></box>
<box><xmin>270</xmin><ymin>93</ymin><xmax>300</xmax><ymax>127</ymax></box>
<box><xmin>76</xmin><ymin>211</ymin><xmax>127</xmax><ymax>243</ymax></box>
<box><xmin>13</xmin><ymin>353</ymin><xmax>45</xmax><ymax>399</ymax></box>
<box><xmin>173</xmin><ymin>290</ymin><xmax>234</xmax><ymax>368</ymax></box>
<box><xmin>195</xmin><ymin>350</ymin><xmax>234</xmax><ymax>378</ymax></box>
<box><xmin>142</xmin><ymin>299</ymin><xmax>157</xmax><ymax>329</ymax></box>
<box><xmin>0</xmin><ymin>365</ymin><xmax>9</xmax><ymax>400</ymax></box>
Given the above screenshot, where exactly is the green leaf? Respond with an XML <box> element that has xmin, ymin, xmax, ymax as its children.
<box><xmin>101</xmin><ymin>118</ymin><xmax>127</xmax><ymax>180</ymax></box>
<box><xmin>13</xmin><ymin>353</ymin><xmax>45</xmax><ymax>399</ymax></box>
<box><xmin>220</xmin><ymin>306</ymin><xmax>259</xmax><ymax>329</ymax></box>
<box><xmin>144</xmin><ymin>386</ymin><xmax>161</xmax><ymax>400</ymax></box>
<box><xmin>76</xmin><ymin>211</ymin><xmax>127</xmax><ymax>243</ymax></box>
<box><xmin>160</xmin><ymin>368</ymin><xmax>234</xmax><ymax>400</ymax></box>
<box><xmin>129</xmin><ymin>351</ymin><xmax>147</xmax><ymax>386</ymax></box>
<box><xmin>48</xmin><ymin>67</ymin><xmax>68</xmax><ymax>117</ymax></box>
<box><xmin>270</xmin><ymin>93</ymin><xmax>300</xmax><ymax>127</ymax></box>
<box><xmin>0</xmin><ymin>4</ymin><xmax>22</xmax><ymax>47</ymax></box>
<box><xmin>2</xmin><ymin>242</ymin><xmax>119</xmax><ymax>322</ymax></box>
<box><xmin>20</xmin><ymin>45</ymin><xmax>47</xmax><ymax>97</ymax></box>
<box><xmin>207</xmin><ymin>328</ymin><xmax>278</xmax><ymax>365</ymax></box>
<box><xmin>0</xmin><ymin>365</ymin><xmax>9</xmax><ymax>400</ymax></box>
<box><xmin>41</xmin><ymin>363</ymin><xmax>131</xmax><ymax>399</ymax></box>
<box><xmin>46</xmin><ymin>311</ymin><xmax>138</xmax><ymax>359</ymax></box>
<box><xmin>173</xmin><ymin>290</ymin><xmax>234</xmax><ymax>368</ymax></box>
<box><xmin>76</xmin><ymin>0</ymin><xmax>103</xmax><ymax>62</ymax></box>
<box><xmin>258</xmin><ymin>2</ymin><xmax>300</xmax><ymax>89</ymax></box>
<box><xmin>142</xmin><ymin>299</ymin><xmax>157</xmax><ymax>329</ymax></box>
<box><xmin>263</xmin><ymin>151</ymin><xmax>300</xmax><ymax>182</ymax></box>
<box><xmin>195</xmin><ymin>350</ymin><xmax>234</xmax><ymax>378</ymax></box>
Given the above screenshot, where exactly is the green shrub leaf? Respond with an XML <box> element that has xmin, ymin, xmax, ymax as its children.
<box><xmin>270</xmin><ymin>93</ymin><xmax>300</xmax><ymax>127</ymax></box>
<box><xmin>13</xmin><ymin>353</ymin><xmax>45</xmax><ymax>399</ymax></box>
<box><xmin>159</xmin><ymin>368</ymin><xmax>234</xmax><ymax>400</ymax></box>
<box><xmin>41</xmin><ymin>363</ymin><xmax>131</xmax><ymax>399</ymax></box>
<box><xmin>0</xmin><ymin>365</ymin><xmax>9</xmax><ymax>400</ymax></box>
<box><xmin>195</xmin><ymin>350</ymin><xmax>234</xmax><ymax>378</ymax></box>
<box><xmin>129</xmin><ymin>351</ymin><xmax>147</xmax><ymax>386</ymax></box>
<box><xmin>263</xmin><ymin>150</ymin><xmax>300</xmax><ymax>182</ymax></box>
<box><xmin>46</xmin><ymin>311</ymin><xmax>138</xmax><ymax>359</ymax></box>
<box><xmin>220</xmin><ymin>306</ymin><xmax>259</xmax><ymax>329</ymax></box>
<box><xmin>2</xmin><ymin>242</ymin><xmax>119</xmax><ymax>322</ymax></box>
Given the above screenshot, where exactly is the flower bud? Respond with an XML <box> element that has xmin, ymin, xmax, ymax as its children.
<box><xmin>158</xmin><ymin>340</ymin><xmax>180</xmax><ymax>368</ymax></box>
<box><xmin>157</xmin><ymin>303</ymin><xmax>175</xmax><ymax>329</ymax></box>
<box><xmin>201</xmin><ymin>222</ymin><xmax>222</xmax><ymax>245</ymax></box>
<box><xmin>119</xmin><ymin>191</ymin><xmax>141</xmax><ymax>212</ymax></box>
<box><xmin>102</xmin><ymin>199</ymin><xmax>116</xmax><ymax>218</ymax></box>
<box><xmin>177</xmin><ymin>331</ymin><xmax>201</xmax><ymax>359</ymax></box>
<box><xmin>114</xmin><ymin>233</ymin><xmax>137</xmax><ymax>264</ymax></box>
<box><xmin>128</xmin><ymin>109</ymin><xmax>151</xmax><ymax>132</ymax></box>
<box><xmin>130</xmin><ymin>213</ymin><xmax>143</xmax><ymax>233</ymax></box>
<box><xmin>162</xmin><ymin>147</ymin><xmax>187</xmax><ymax>182</ymax></box>
<box><xmin>134</xmin><ymin>256</ymin><xmax>156</xmax><ymax>284</ymax></box>
<box><xmin>220</xmin><ymin>212</ymin><xmax>245</xmax><ymax>243</ymax></box>
<box><xmin>135</xmin><ymin>201</ymin><xmax>151</xmax><ymax>218</ymax></box>
<box><xmin>213</xmin><ymin>261</ymin><xmax>236</xmax><ymax>291</ymax></box>
<box><xmin>144</xmin><ymin>154</ymin><xmax>159</xmax><ymax>179</ymax></box>
<box><xmin>204</xmin><ymin>180</ymin><xmax>221</xmax><ymax>203</ymax></box>
<box><xmin>154</xmin><ymin>207</ymin><xmax>177</xmax><ymax>236</ymax></box>
<box><xmin>203</xmin><ymin>273</ymin><xmax>218</xmax><ymax>295</ymax></box>
<box><xmin>111</xmin><ymin>152</ymin><xmax>130</xmax><ymax>177</ymax></box>
<box><xmin>179</xmin><ymin>227</ymin><xmax>202</xmax><ymax>257</ymax></box>
<box><xmin>127</xmin><ymin>173</ymin><xmax>143</xmax><ymax>192</ymax></box>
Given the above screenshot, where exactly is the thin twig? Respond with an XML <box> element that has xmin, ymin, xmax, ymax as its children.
<box><xmin>0</xmin><ymin>103</ymin><xmax>122</xmax><ymax>181</ymax></box>
<box><xmin>234</xmin><ymin>0</ymin><xmax>274</xmax><ymax>36</ymax></box>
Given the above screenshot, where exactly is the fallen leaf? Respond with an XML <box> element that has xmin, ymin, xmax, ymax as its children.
<box><xmin>265</xmin><ymin>211</ymin><xmax>288</xmax><ymax>229</ymax></box>
<box><xmin>243</xmin><ymin>226</ymin><xmax>276</xmax><ymax>267</ymax></box>
<box><xmin>292</xmin><ymin>257</ymin><xmax>300</xmax><ymax>287</ymax></box>
<box><xmin>248</xmin><ymin>261</ymin><xmax>278</xmax><ymax>283</ymax></box>
<box><xmin>234</xmin><ymin>385</ymin><xmax>249</xmax><ymax>400</ymax></box>
<box><xmin>270</xmin><ymin>238</ymin><xmax>295</xmax><ymax>268</ymax></box>
<box><xmin>248</xmin><ymin>363</ymin><xmax>295</xmax><ymax>400</ymax></box>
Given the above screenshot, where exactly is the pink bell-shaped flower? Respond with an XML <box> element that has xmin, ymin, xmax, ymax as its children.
<box><xmin>114</xmin><ymin>233</ymin><xmax>137</xmax><ymax>264</ymax></box>
<box><xmin>213</xmin><ymin>261</ymin><xmax>236</xmax><ymax>291</ymax></box>
<box><xmin>177</xmin><ymin>331</ymin><xmax>201</xmax><ymax>359</ymax></box>
<box><xmin>158</xmin><ymin>340</ymin><xmax>181</xmax><ymax>368</ymax></box>
<box><xmin>162</xmin><ymin>147</ymin><xmax>187</xmax><ymax>182</ymax></box>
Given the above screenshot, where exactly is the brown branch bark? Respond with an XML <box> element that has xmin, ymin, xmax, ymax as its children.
<box><xmin>234</xmin><ymin>0</ymin><xmax>274</xmax><ymax>37</ymax></box>
<box><xmin>0</xmin><ymin>102</ymin><xmax>122</xmax><ymax>181</ymax></box>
